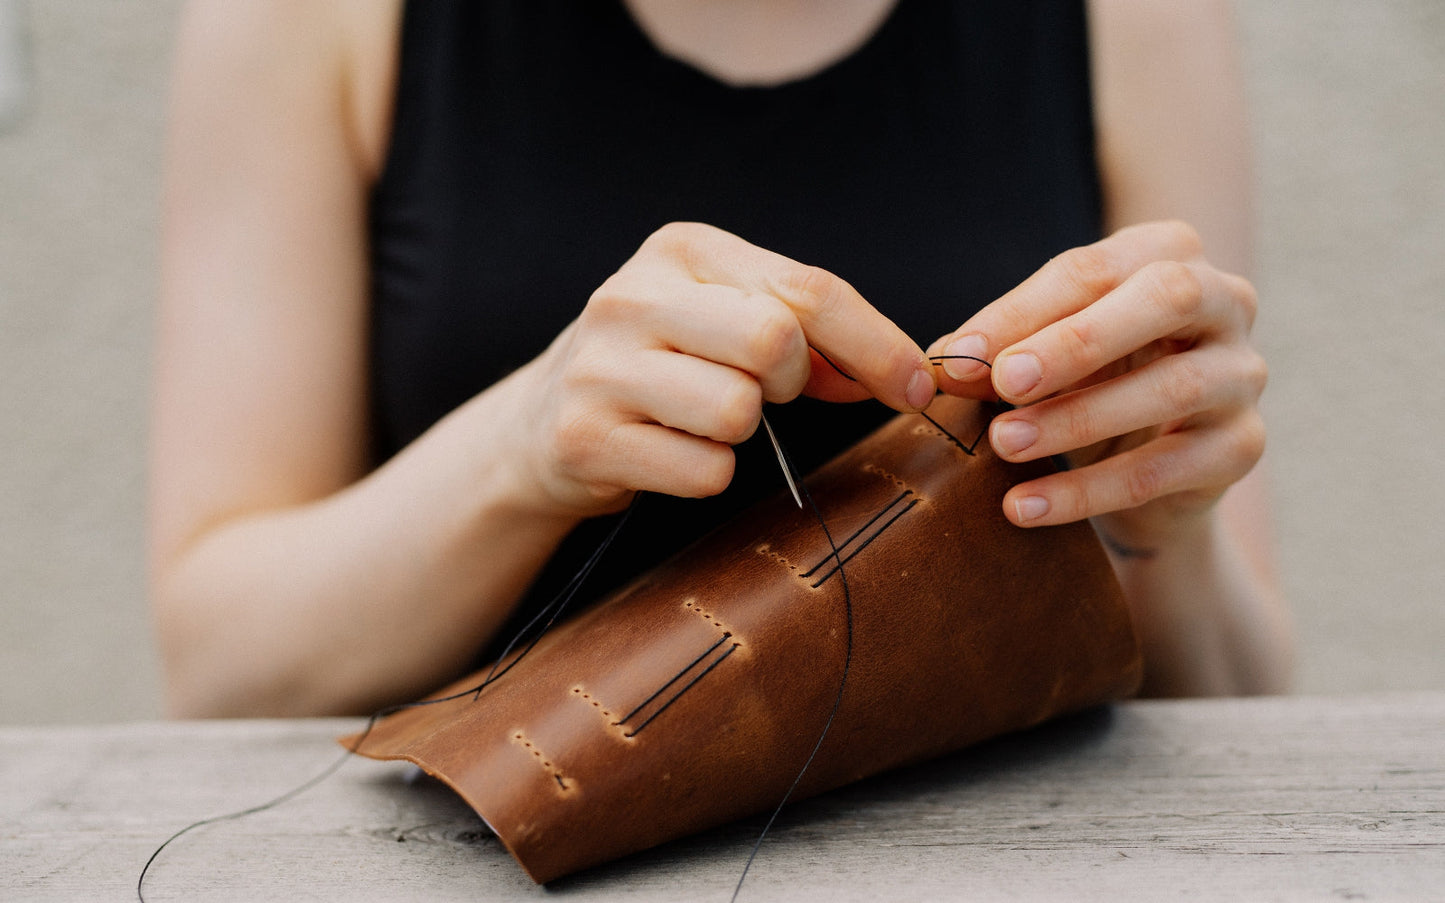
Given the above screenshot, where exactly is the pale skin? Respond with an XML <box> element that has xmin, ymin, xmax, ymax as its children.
<box><xmin>150</xmin><ymin>0</ymin><xmax>1292</xmax><ymax>717</ymax></box>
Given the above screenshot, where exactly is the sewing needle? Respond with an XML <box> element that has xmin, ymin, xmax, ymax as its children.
<box><xmin>761</xmin><ymin>413</ymin><xmax>803</xmax><ymax>509</ymax></box>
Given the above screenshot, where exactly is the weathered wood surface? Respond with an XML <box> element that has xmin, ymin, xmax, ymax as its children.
<box><xmin>2</xmin><ymin>693</ymin><xmax>1442</xmax><ymax>901</ymax></box>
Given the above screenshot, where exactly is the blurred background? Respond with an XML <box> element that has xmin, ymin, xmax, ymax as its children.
<box><xmin>1</xmin><ymin>1</ymin><xmax>1441</xmax><ymax>723</ymax></box>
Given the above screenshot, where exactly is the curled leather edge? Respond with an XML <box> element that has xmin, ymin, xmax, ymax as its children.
<box><xmin>343</xmin><ymin>396</ymin><xmax>1142</xmax><ymax>883</ymax></box>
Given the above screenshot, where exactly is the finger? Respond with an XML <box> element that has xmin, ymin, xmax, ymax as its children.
<box><xmin>572</xmin><ymin>420</ymin><xmax>740</xmax><ymax>500</ymax></box>
<box><xmin>1001</xmin><ymin>413</ymin><xmax>1266</xmax><ymax>528</ymax></box>
<box><xmin>924</xmin><ymin>335</ymin><xmax>1001</xmax><ymax>402</ymax></box>
<box><xmin>662</xmin><ymin>283</ymin><xmax>812</xmax><ymax>403</ymax></box>
<box><xmin>585</xmin><ymin>271</ymin><xmax>812</xmax><ymax>405</ymax></box>
<box><xmin>650</xmin><ymin>222</ymin><xmax>935</xmax><ymax>411</ymax></box>
<box><xmin>988</xmin><ymin>343</ymin><xmax>1267</xmax><ymax>463</ymax></box>
<box><xmin>759</xmin><ymin>262</ymin><xmax>935</xmax><ymax>411</ymax></box>
<box><xmin>991</xmin><ymin>260</ymin><xmax>1250</xmax><ymax>405</ymax></box>
<box><xmin>613</xmin><ymin>349</ymin><xmax>763</xmax><ymax>445</ymax></box>
<box><xmin>799</xmin><ymin>346</ymin><xmax>875</xmax><ymax>404</ymax></box>
<box><xmin>931</xmin><ymin>221</ymin><xmax>1204</xmax><ymax>389</ymax></box>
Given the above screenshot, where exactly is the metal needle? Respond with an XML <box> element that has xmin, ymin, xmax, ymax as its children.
<box><xmin>761</xmin><ymin>413</ymin><xmax>803</xmax><ymax>509</ymax></box>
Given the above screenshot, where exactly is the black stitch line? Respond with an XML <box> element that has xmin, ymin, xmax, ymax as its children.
<box><xmin>623</xmin><ymin>643</ymin><xmax>740</xmax><ymax>738</ymax></box>
<box><xmin>971</xmin><ymin>422</ymin><xmax>989</xmax><ymax>451</ymax></box>
<box><xmin>798</xmin><ymin>489</ymin><xmax>913</xmax><ymax>579</ymax></box>
<box><xmin>799</xmin><ymin>490</ymin><xmax>912</xmax><ymax>578</ymax></box>
<box><xmin>809</xmin><ymin>499</ymin><xmax>919</xmax><ymax>588</ymax></box>
<box><xmin>918</xmin><ymin>410</ymin><xmax>991</xmax><ymax>456</ymax></box>
<box><xmin>613</xmin><ymin>632</ymin><xmax>731</xmax><ymax>728</ymax></box>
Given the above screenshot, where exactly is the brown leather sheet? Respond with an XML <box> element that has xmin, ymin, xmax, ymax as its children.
<box><xmin>346</xmin><ymin>396</ymin><xmax>1141</xmax><ymax>882</ymax></box>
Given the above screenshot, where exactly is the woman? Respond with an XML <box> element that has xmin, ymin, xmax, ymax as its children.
<box><xmin>150</xmin><ymin>0</ymin><xmax>1291</xmax><ymax>716</ymax></box>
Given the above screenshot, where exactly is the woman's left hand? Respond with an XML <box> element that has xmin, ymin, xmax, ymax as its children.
<box><xmin>928</xmin><ymin>220</ymin><xmax>1267</xmax><ymax>552</ymax></box>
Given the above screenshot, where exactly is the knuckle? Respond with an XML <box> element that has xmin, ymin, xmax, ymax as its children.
<box><xmin>713</xmin><ymin>378</ymin><xmax>763</xmax><ymax>444</ymax></box>
<box><xmin>1055</xmin><ymin>244</ymin><xmax>1122</xmax><ymax>298</ymax></box>
<box><xmin>585</xmin><ymin>278</ymin><xmax>647</xmax><ymax>324</ymax></box>
<box><xmin>584</xmin><ymin>278</ymin><xmax>620</xmax><ymax>312</ymax></box>
<box><xmin>1145</xmin><ymin>260</ymin><xmax>1204</xmax><ymax>320</ymax></box>
<box><xmin>1155</xmin><ymin>219</ymin><xmax>1205</xmax><ymax>258</ymax></box>
<box><xmin>689</xmin><ymin>449</ymin><xmax>736</xmax><ymax>498</ymax></box>
<box><xmin>642</xmin><ymin>221</ymin><xmax>704</xmax><ymax>255</ymax></box>
<box><xmin>1230</xmin><ymin>413</ymin><xmax>1268</xmax><ymax>470</ymax></box>
<box><xmin>1056</xmin><ymin>400</ymin><xmax>1100</xmax><ymax>450</ymax></box>
<box><xmin>639</xmin><ymin>221</ymin><xmax>718</xmax><ymax>275</ymax></box>
<box><xmin>1053</xmin><ymin>477</ymin><xmax>1090</xmax><ymax>524</ymax></box>
<box><xmin>549</xmin><ymin>406</ymin><xmax>609</xmax><ymax>477</ymax></box>
<box><xmin>746</xmin><ymin>302</ymin><xmax>805</xmax><ymax>372</ymax></box>
<box><xmin>1228</xmin><ymin>273</ymin><xmax>1260</xmax><ymax>328</ymax></box>
<box><xmin>1124</xmin><ymin>455</ymin><xmax>1170</xmax><ymax>509</ymax></box>
<box><xmin>777</xmin><ymin>263</ymin><xmax>846</xmax><ymax>319</ymax></box>
<box><xmin>1241</xmin><ymin>348</ymin><xmax>1269</xmax><ymax>397</ymax></box>
<box><xmin>1159</xmin><ymin>356</ymin><xmax>1208</xmax><ymax>415</ymax></box>
<box><xmin>1059</xmin><ymin>313</ymin><xmax>1104</xmax><ymax>367</ymax></box>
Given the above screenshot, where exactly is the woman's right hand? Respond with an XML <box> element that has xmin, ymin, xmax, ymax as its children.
<box><xmin>508</xmin><ymin>222</ymin><xmax>937</xmax><ymax>516</ymax></box>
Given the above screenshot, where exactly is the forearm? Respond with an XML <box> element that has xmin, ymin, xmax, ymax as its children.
<box><xmin>152</xmin><ymin>367</ymin><xmax>580</xmax><ymax>718</ymax></box>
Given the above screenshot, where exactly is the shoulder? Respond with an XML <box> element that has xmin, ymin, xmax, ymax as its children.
<box><xmin>171</xmin><ymin>0</ymin><xmax>402</xmax><ymax>182</ymax></box>
<box><xmin>1086</xmin><ymin>0</ymin><xmax>1243</xmax><ymax>130</ymax></box>
<box><xmin>1085</xmin><ymin>0</ymin><xmax>1251</xmax><ymax>270</ymax></box>
<box><xmin>1085</xmin><ymin>0</ymin><xmax>1245</xmax><ymax>138</ymax></box>
<box><xmin>1086</xmin><ymin>0</ymin><xmax>1237</xmax><ymax>55</ymax></box>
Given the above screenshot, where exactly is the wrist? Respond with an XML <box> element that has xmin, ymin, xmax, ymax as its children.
<box><xmin>1090</xmin><ymin>493</ymin><xmax>1224</xmax><ymax>565</ymax></box>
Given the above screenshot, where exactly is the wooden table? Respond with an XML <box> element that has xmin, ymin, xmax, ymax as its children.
<box><xmin>4</xmin><ymin>693</ymin><xmax>1442</xmax><ymax>901</ymax></box>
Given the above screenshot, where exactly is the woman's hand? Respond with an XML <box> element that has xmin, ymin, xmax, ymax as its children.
<box><xmin>928</xmin><ymin>221</ymin><xmax>1267</xmax><ymax>551</ymax></box>
<box><xmin>510</xmin><ymin>222</ymin><xmax>937</xmax><ymax>516</ymax></box>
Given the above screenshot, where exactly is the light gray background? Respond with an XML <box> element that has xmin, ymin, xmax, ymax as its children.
<box><xmin>1</xmin><ymin>2</ymin><xmax>1441</xmax><ymax>724</ymax></box>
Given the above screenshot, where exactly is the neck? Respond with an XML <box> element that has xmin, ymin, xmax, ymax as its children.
<box><xmin>621</xmin><ymin>0</ymin><xmax>899</xmax><ymax>86</ymax></box>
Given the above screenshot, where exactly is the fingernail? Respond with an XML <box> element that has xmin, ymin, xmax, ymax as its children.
<box><xmin>1013</xmin><ymin>495</ymin><xmax>1050</xmax><ymax>524</ymax></box>
<box><xmin>991</xmin><ymin>418</ymin><xmax>1038</xmax><ymax>458</ymax></box>
<box><xmin>996</xmin><ymin>352</ymin><xmax>1042</xmax><ymax>399</ymax></box>
<box><xmin>941</xmin><ymin>334</ymin><xmax>989</xmax><ymax>381</ymax></box>
<box><xmin>905</xmin><ymin>367</ymin><xmax>936</xmax><ymax>410</ymax></box>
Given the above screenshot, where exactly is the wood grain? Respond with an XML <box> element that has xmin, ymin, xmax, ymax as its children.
<box><xmin>2</xmin><ymin>693</ymin><xmax>1442</xmax><ymax>901</ymax></box>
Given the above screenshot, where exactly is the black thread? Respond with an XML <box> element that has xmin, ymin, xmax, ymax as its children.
<box><xmin>822</xmin><ymin>351</ymin><xmax>993</xmax><ymax>381</ymax></box>
<box><xmin>811</xmin><ymin>346</ymin><xmax>856</xmax><ymax>382</ymax></box>
<box><xmin>136</xmin><ymin>497</ymin><xmax>640</xmax><ymax>902</ymax></box>
<box><xmin>798</xmin><ymin>490</ymin><xmax>913</xmax><ymax>579</ymax></box>
<box><xmin>928</xmin><ymin>353</ymin><xmax>991</xmax><ymax>369</ymax></box>
<box><xmin>808</xmin><ymin>499</ymin><xmax>919</xmax><ymax>589</ymax></box>
<box><xmin>137</xmin><ymin>684</ymin><xmax>479</xmax><ymax>902</ymax></box>
<box><xmin>613</xmin><ymin>632</ymin><xmax>733</xmax><ymax>728</ymax></box>
<box><xmin>731</xmin><ymin>418</ymin><xmax>854</xmax><ymax>903</ymax></box>
<box><xmin>918</xmin><ymin>409</ymin><xmax>988</xmax><ymax>456</ymax></box>
<box><xmin>474</xmin><ymin>496</ymin><xmax>640</xmax><ymax>697</ymax></box>
<box><xmin>139</xmin><ymin>384</ymin><xmax>995</xmax><ymax>901</ymax></box>
<box><xmin>622</xmin><ymin>642</ymin><xmax>740</xmax><ymax>738</ymax></box>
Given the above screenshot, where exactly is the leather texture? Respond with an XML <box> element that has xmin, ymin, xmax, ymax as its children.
<box><xmin>346</xmin><ymin>396</ymin><xmax>1142</xmax><ymax>882</ymax></box>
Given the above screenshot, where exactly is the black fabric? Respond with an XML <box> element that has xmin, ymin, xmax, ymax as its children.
<box><xmin>368</xmin><ymin>0</ymin><xmax>1103</xmax><ymax>660</ymax></box>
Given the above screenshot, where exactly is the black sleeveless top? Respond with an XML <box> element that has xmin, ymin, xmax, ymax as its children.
<box><xmin>368</xmin><ymin>0</ymin><xmax>1102</xmax><ymax>653</ymax></box>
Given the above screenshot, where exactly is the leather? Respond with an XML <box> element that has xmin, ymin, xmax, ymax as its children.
<box><xmin>346</xmin><ymin>396</ymin><xmax>1142</xmax><ymax>883</ymax></box>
